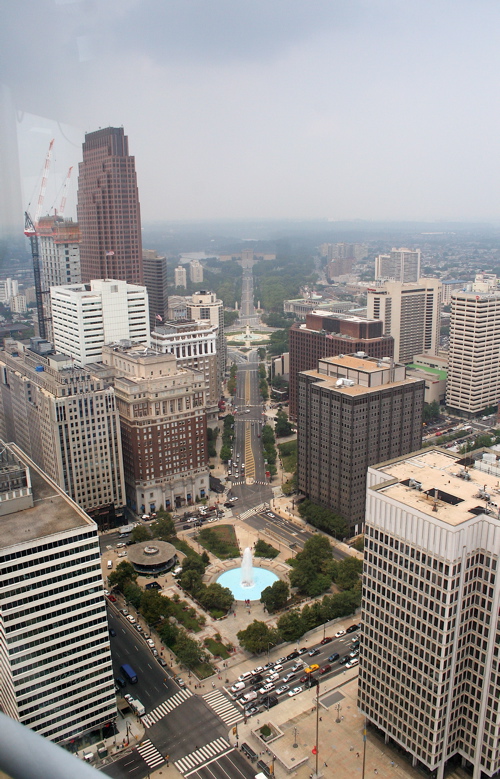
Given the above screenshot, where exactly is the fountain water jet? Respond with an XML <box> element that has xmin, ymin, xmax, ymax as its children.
<box><xmin>240</xmin><ymin>547</ymin><xmax>255</xmax><ymax>588</ymax></box>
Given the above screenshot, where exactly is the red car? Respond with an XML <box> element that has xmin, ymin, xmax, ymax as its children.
<box><xmin>106</xmin><ymin>594</ymin><xmax>117</xmax><ymax>602</ymax></box>
<box><xmin>319</xmin><ymin>664</ymin><xmax>331</xmax><ymax>675</ymax></box>
<box><xmin>320</xmin><ymin>636</ymin><xmax>332</xmax><ymax>645</ymax></box>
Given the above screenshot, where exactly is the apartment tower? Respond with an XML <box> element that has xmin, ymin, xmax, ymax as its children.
<box><xmin>0</xmin><ymin>442</ymin><xmax>116</xmax><ymax>744</ymax></box>
<box><xmin>101</xmin><ymin>343</ymin><xmax>209</xmax><ymax>515</ymax></box>
<box><xmin>187</xmin><ymin>291</ymin><xmax>226</xmax><ymax>388</ymax></box>
<box><xmin>37</xmin><ymin>215</ymin><xmax>81</xmax><ymax>342</ymax></box>
<box><xmin>360</xmin><ymin>447</ymin><xmax>500</xmax><ymax>779</ymax></box>
<box><xmin>375</xmin><ymin>247</ymin><xmax>421</xmax><ymax>283</ymax></box>
<box><xmin>289</xmin><ymin>312</ymin><xmax>394</xmax><ymax>420</ymax></box>
<box><xmin>297</xmin><ymin>354</ymin><xmax>424</xmax><ymax>533</ymax></box>
<box><xmin>0</xmin><ymin>338</ymin><xmax>125</xmax><ymax>526</ymax></box>
<box><xmin>446</xmin><ymin>289</ymin><xmax>500</xmax><ymax>416</ymax></box>
<box><xmin>366</xmin><ymin>279</ymin><xmax>442</xmax><ymax>364</ymax></box>
<box><xmin>143</xmin><ymin>249</ymin><xmax>168</xmax><ymax>331</ymax></box>
<box><xmin>77</xmin><ymin>127</ymin><xmax>143</xmax><ymax>285</ymax></box>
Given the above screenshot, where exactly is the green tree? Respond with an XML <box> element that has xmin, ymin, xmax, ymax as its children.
<box><xmin>151</xmin><ymin>515</ymin><xmax>175</xmax><ymax>540</ymax></box>
<box><xmin>130</xmin><ymin>524</ymin><xmax>152</xmax><ymax>543</ymax></box>
<box><xmin>198</xmin><ymin>582</ymin><xmax>233</xmax><ymax>613</ymax></box>
<box><xmin>423</xmin><ymin>400</ymin><xmax>440</xmax><ymax>421</ymax></box>
<box><xmin>180</xmin><ymin>569</ymin><xmax>203</xmax><ymax>593</ymax></box>
<box><xmin>201</xmin><ymin>550</ymin><xmax>210</xmax><ymax>565</ymax></box>
<box><xmin>159</xmin><ymin>620</ymin><xmax>179</xmax><ymax>647</ymax></box>
<box><xmin>237</xmin><ymin>620</ymin><xmax>281</xmax><ymax>654</ymax></box>
<box><xmin>330</xmin><ymin>556</ymin><xmax>363</xmax><ymax>590</ymax></box>
<box><xmin>220</xmin><ymin>444</ymin><xmax>232</xmax><ymax>462</ymax></box>
<box><xmin>123</xmin><ymin>581</ymin><xmax>142</xmax><ymax>609</ymax></box>
<box><xmin>140</xmin><ymin>590</ymin><xmax>169</xmax><ymax>625</ymax></box>
<box><xmin>260</xmin><ymin>580</ymin><xmax>289</xmax><ymax>612</ymax></box>
<box><xmin>174</xmin><ymin>629</ymin><xmax>209</xmax><ymax>668</ymax></box>
<box><xmin>277</xmin><ymin>610</ymin><xmax>305</xmax><ymax>642</ymax></box>
<box><xmin>224</xmin><ymin>310</ymin><xmax>239</xmax><ymax>327</ymax></box>
<box><xmin>275</xmin><ymin>408</ymin><xmax>293</xmax><ymax>437</ymax></box>
<box><xmin>108</xmin><ymin>561</ymin><xmax>137</xmax><ymax>592</ymax></box>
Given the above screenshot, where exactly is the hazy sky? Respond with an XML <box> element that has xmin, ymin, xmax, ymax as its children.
<box><xmin>3</xmin><ymin>0</ymin><xmax>500</xmax><ymax>223</ymax></box>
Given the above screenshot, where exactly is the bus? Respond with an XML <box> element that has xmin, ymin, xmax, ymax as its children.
<box><xmin>120</xmin><ymin>663</ymin><xmax>138</xmax><ymax>684</ymax></box>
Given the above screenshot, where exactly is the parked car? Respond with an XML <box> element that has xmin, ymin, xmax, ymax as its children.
<box><xmin>175</xmin><ymin>676</ymin><xmax>186</xmax><ymax>688</ymax></box>
<box><xmin>335</xmin><ymin>629</ymin><xmax>346</xmax><ymax>638</ymax></box>
<box><xmin>273</xmin><ymin>663</ymin><xmax>284</xmax><ymax>672</ymax></box>
<box><xmin>157</xmin><ymin>657</ymin><xmax>167</xmax><ymax>667</ymax></box>
<box><xmin>238</xmin><ymin>671</ymin><xmax>253</xmax><ymax>682</ymax></box>
<box><xmin>346</xmin><ymin>658</ymin><xmax>359</xmax><ymax>668</ymax></box>
<box><xmin>346</xmin><ymin>624</ymin><xmax>360</xmax><ymax>634</ymax></box>
<box><xmin>308</xmin><ymin>648</ymin><xmax>320</xmax><ymax>657</ymax></box>
<box><xmin>338</xmin><ymin>656</ymin><xmax>349</xmax><ymax>665</ymax></box>
<box><xmin>266</xmin><ymin>672</ymin><xmax>280</xmax><ymax>683</ymax></box>
<box><xmin>286</xmin><ymin>651</ymin><xmax>299</xmax><ymax>661</ymax></box>
<box><xmin>106</xmin><ymin>594</ymin><xmax>117</xmax><ymax>602</ymax></box>
<box><xmin>259</xmin><ymin>683</ymin><xmax>275</xmax><ymax>695</ymax></box>
<box><xmin>291</xmin><ymin>662</ymin><xmax>303</xmax><ymax>673</ymax></box>
<box><xmin>276</xmin><ymin>685</ymin><xmax>290</xmax><ymax>695</ymax></box>
<box><xmin>288</xmin><ymin>686</ymin><xmax>302</xmax><ymax>697</ymax></box>
<box><xmin>319</xmin><ymin>664</ymin><xmax>331</xmax><ymax>675</ymax></box>
<box><xmin>252</xmin><ymin>674</ymin><xmax>263</xmax><ymax>683</ymax></box>
<box><xmin>245</xmin><ymin>705</ymin><xmax>259</xmax><ymax>716</ymax></box>
<box><xmin>320</xmin><ymin>636</ymin><xmax>332</xmax><ymax>645</ymax></box>
<box><xmin>126</xmin><ymin>615</ymin><xmax>136</xmax><ymax>624</ymax></box>
<box><xmin>252</xmin><ymin>666</ymin><xmax>264</xmax><ymax>676</ymax></box>
<box><xmin>230</xmin><ymin>681</ymin><xmax>245</xmax><ymax>694</ymax></box>
<box><xmin>298</xmin><ymin>647</ymin><xmax>309</xmax><ymax>655</ymax></box>
<box><xmin>283</xmin><ymin>672</ymin><xmax>296</xmax><ymax>683</ymax></box>
<box><xmin>146</xmin><ymin>639</ymin><xmax>155</xmax><ymax>648</ymax></box>
<box><xmin>328</xmin><ymin>652</ymin><xmax>340</xmax><ymax>663</ymax></box>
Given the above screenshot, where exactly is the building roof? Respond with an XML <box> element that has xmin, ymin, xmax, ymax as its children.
<box><xmin>370</xmin><ymin>448</ymin><xmax>500</xmax><ymax>527</ymax></box>
<box><xmin>0</xmin><ymin>443</ymin><xmax>93</xmax><ymax>550</ymax></box>
<box><xmin>127</xmin><ymin>540</ymin><xmax>177</xmax><ymax>567</ymax></box>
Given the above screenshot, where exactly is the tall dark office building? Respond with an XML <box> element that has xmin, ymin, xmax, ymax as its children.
<box><xmin>289</xmin><ymin>312</ymin><xmax>394</xmax><ymax>420</ymax></box>
<box><xmin>297</xmin><ymin>354</ymin><xmax>424</xmax><ymax>533</ymax></box>
<box><xmin>77</xmin><ymin>127</ymin><xmax>143</xmax><ymax>285</ymax></box>
<box><xmin>143</xmin><ymin>249</ymin><xmax>168</xmax><ymax>331</ymax></box>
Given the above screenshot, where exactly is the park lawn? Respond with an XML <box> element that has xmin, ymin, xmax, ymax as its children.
<box><xmin>204</xmin><ymin>637</ymin><xmax>231</xmax><ymax>659</ymax></box>
<box><xmin>168</xmin><ymin>599</ymin><xmax>204</xmax><ymax>632</ymax></box>
<box><xmin>197</xmin><ymin>525</ymin><xmax>239</xmax><ymax>559</ymax></box>
<box><xmin>279</xmin><ymin>440</ymin><xmax>297</xmax><ymax>474</ymax></box>
<box><xmin>194</xmin><ymin>662</ymin><xmax>215</xmax><ymax>680</ymax></box>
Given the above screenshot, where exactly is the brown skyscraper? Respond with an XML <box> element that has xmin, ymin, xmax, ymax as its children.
<box><xmin>77</xmin><ymin>127</ymin><xmax>143</xmax><ymax>284</ymax></box>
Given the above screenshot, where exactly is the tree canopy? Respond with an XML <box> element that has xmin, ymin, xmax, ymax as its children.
<box><xmin>260</xmin><ymin>580</ymin><xmax>289</xmax><ymax>612</ymax></box>
<box><xmin>237</xmin><ymin>620</ymin><xmax>281</xmax><ymax>654</ymax></box>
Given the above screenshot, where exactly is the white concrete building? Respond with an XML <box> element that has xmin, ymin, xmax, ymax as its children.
<box><xmin>367</xmin><ymin>279</ymin><xmax>442</xmax><ymax>363</ymax></box>
<box><xmin>446</xmin><ymin>289</ymin><xmax>500</xmax><ymax>416</ymax></box>
<box><xmin>51</xmin><ymin>279</ymin><xmax>149</xmax><ymax>366</ymax></box>
<box><xmin>186</xmin><ymin>290</ymin><xmax>226</xmax><ymax>386</ymax></box>
<box><xmin>360</xmin><ymin>447</ymin><xmax>500</xmax><ymax>779</ymax></box>
<box><xmin>189</xmin><ymin>259</ymin><xmax>204</xmax><ymax>284</ymax></box>
<box><xmin>174</xmin><ymin>266</ymin><xmax>187</xmax><ymax>288</ymax></box>
<box><xmin>9</xmin><ymin>294</ymin><xmax>27</xmax><ymax>315</ymax></box>
<box><xmin>0</xmin><ymin>442</ymin><xmax>116</xmax><ymax>744</ymax></box>
<box><xmin>375</xmin><ymin>247</ymin><xmax>421</xmax><ymax>283</ymax></box>
<box><xmin>150</xmin><ymin>320</ymin><xmax>219</xmax><ymax>422</ymax></box>
<box><xmin>0</xmin><ymin>338</ymin><xmax>125</xmax><ymax>522</ymax></box>
<box><xmin>0</xmin><ymin>277</ymin><xmax>19</xmax><ymax>304</ymax></box>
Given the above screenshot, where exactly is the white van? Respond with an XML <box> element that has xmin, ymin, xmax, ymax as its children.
<box><xmin>107</xmin><ymin>560</ymin><xmax>113</xmax><ymax>569</ymax></box>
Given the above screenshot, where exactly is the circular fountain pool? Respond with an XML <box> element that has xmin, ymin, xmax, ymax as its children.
<box><xmin>216</xmin><ymin>567</ymin><xmax>280</xmax><ymax>601</ymax></box>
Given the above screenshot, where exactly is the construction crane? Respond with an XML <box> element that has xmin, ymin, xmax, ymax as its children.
<box><xmin>24</xmin><ymin>138</ymin><xmax>54</xmax><ymax>341</ymax></box>
<box><xmin>56</xmin><ymin>166</ymin><xmax>73</xmax><ymax>217</ymax></box>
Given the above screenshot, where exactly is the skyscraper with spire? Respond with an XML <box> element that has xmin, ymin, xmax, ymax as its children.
<box><xmin>77</xmin><ymin>127</ymin><xmax>143</xmax><ymax>285</ymax></box>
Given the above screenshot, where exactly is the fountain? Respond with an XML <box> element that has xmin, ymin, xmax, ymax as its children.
<box><xmin>240</xmin><ymin>547</ymin><xmax>255</xmax><ymax>588</ymax></box>
<box><xmin>216</xmin><ymin>546</ymin><xmax>280</xmax><ymax>601</ymax></box>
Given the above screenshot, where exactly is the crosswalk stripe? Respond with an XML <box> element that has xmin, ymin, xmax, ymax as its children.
<box><xmin>142</xmin><ymin>688</ymin><xmax>193</xmax><ymax>727</ymax></box>
<box><xmin>202</xmin><ymin>689</ymin><xmax>243</xmax><ymax>726</ymax></box>
<box><xmin>174</xmin><ymin>738</ymin><xmax>232</xmax><ymax>775</ymax></box>
<box><xmin>136</xmin><ymin>739</ymin><xmax>164</xmax><ymax>769</ymax></box>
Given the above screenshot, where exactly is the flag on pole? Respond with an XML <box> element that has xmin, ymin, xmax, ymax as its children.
<box><xmin>105</xmin><ymin>250</ymin><xmax>115</xmax><ymax>256</ymax></box>
<box><xmin>156</xmin><ymin>314</ymin><xmax>163</xmax><ymax>321</ymax></box>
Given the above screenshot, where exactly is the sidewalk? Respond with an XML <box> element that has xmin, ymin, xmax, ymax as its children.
<box><xmin>75</xmin><ymin>708</ymin><xmax>145</xmax><ymax>769</ymax></box>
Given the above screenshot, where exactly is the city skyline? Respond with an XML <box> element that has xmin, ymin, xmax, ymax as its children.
<box><xmin>2</xmin><ymin>1</ymin><xmax>500</xmax><ymax>235</ymax></box>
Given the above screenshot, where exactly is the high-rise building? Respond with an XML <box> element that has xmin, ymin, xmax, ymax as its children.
<box><xmin>187</xmin><ymin>291</ymin><xmax>226</xmax><ymax>388</ymax></box>
<box><xmin>151</xmin><ymin>320</ymin><xmax>219</xmax><ymax>422</ymax></box>
<box><xmin>37</xmin><ymin>215</ymin><xmax>81</xmax><ymax>341</ymax></box>
<box><xmin>375</xmin><ymin>247</ymin><xmax>421</xmax><ymax>283</ymax></box>
<box><xmin>0</xmin><ymin>441</ymin><xmax>116</xmax><ymax>743</ymax></box>
<box><xmin>189</xmin><ymin>259</ymin><xmax>204</xmax><ymax>284</ymax></box>
<box><xmin>174</xmin><ymin>266</ymin><xmax>187</xmax><ymax>289</ymax></box>
<box><xmin>359</xmin><ymin>446</ymin><xmax>500</xmax><ymax>779</ymax></box>
<box><xmin>366</xmin><ymin>279</ymin><xmax>442</xmax><ymax>363</ymax></box>
<box><xmin>446</xmin><ymin>289</ymin><xmax>500</xmax><ymax>416</ymax></box>
<box><xmin>142</xmin><ymin>249</ymin><xmax>168</xmax><ymax>331</ymax></box>
<box><xmin>51</xmin><ymin>279</ymin><xmax>149</xmax><ymax>366</ymax></box>
<box><xmin>289</xmin><ymin>312</ymin><xmax>394</xmax><ymax>420</ymax></box>
<box><xmin>0</xmin><ymin>337</ymin><xmax>125</xmax><ymax>525</ymax></box>
<box><xmin>101</xmin><ymin>343</ymin><xmax>209</xmax><ymax>515</ymax></box>
<box><xmin>297</xmin><ymin>354</ymin><xmax>424</xmax><ymax>533</ymax></box>
<box><xmin>77</xmin><ymin>127</ymin><xmax>143</xmax><ymax>285</ymax></box>
<box><xmin>0</xmin><ymin>277</ymin><xmax>19</xmax><ymax>304</ymax></box>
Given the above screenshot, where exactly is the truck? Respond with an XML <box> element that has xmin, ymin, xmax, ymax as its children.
<box><xmin>130</xmin><ymin>698</ymin><xmax>146</xmax><ymax>716</ymax></box>
<box><xmin>120</xmin><ymin>663</ymin><xmax>138</xmax><ymax>684</ymax></box>
<box><xmin>119</xmin><ymin>524</ymin><xmax>135</xmax><ymax>536</ymax></box>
